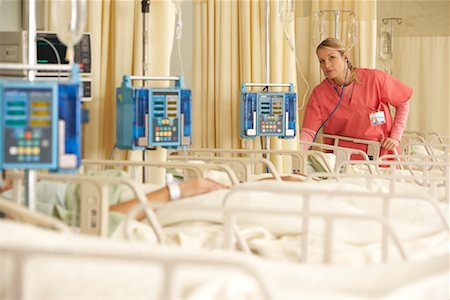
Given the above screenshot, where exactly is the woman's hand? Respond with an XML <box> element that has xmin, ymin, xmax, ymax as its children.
<box><xmin>179</xmin><ymin>178</ymin><xmax>228</xmax><ymax>199</ymax></box>
<box><xmin>380</xmin><ymin>137</ymin><xmax>400</xmax><ymax>151</ymax></box>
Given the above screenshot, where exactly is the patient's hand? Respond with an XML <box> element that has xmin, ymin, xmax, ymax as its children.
<box><xmin>0</xmin><ymin>178</ymin><xmax>12</xmax><ymax>193</ymax></box>
<box><xmin>179</xmin><ymin>178</ymin><xmax>228</xmax><ymax>199</ymax></box>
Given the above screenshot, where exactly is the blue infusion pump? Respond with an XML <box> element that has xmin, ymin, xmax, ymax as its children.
<box><xmin>116</xmin><ymin>76</ymin><xmax>192</xmax><ymax>150</ymax></box>
<box><xmin>240</xmin><ymin>83</ymin><xmax>297</xmax><ymax>139</ymax></box>
<box><xmin>0</xmin><ymin>75</ymin><xmax>82</xmax><ymax>171</ymax></box>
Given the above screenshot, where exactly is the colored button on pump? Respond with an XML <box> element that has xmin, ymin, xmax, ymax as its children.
<box><xmin>9</xmin><ymin>146</ymin><xmax>18</xmax><ymax>156</ymax></box>
<box><xmin>25</xmin><ymin>131</ymin><xmax>32</xmax><ymax>139</ymax></box>
<box><xmin>33</xmin><ymin>129</ymin><xmax>42</xmax><ymax>138</ymax></box>
<box><xmin>15</xmin><ymin>129</ymin><xmax>24</xmax><ymax>139</ymax></box>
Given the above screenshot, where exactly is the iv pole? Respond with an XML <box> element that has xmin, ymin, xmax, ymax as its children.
<box><xmin>25</xmin><ymin>0</ymin><xmax>37</xmax><ymax>211</ymax></box>
<box><xmin>141</xmin><ymin>0</ymin><xmax>150</xmax><ymax>183</ymax></box>
<box><xmin>381</xmin><ymin>17</ymin><xmax>402</xmax><ymax>75</ymax></box>
<box><xmin>262</xmin><ymin>0</ymin><xmax>271</xmax><ymax>159</ymax></box>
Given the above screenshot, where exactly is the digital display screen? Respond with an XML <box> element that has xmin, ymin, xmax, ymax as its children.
<box><xmin>36</xmin><ymin>32</ymin><xmax>91</xmax><ymax>74</ymax></box>
<box><xmin>36</xmin><ymin>36</ymin><xmax>69</xmax><ymax>64</ymax></box>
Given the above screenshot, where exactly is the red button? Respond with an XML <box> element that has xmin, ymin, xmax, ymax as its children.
<box><xmin>25</xmin><ymin>131</ymin><xmax>32</xmax><ymax>139</ymax></box>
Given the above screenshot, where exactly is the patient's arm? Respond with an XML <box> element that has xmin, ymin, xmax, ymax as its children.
<box><xmin>0</xmin><ymin>178</ymin><xmax>12</xmax><ymax>193</ymax></box>
<box><xmin>109</xmin><ymin>178</ymin><xmax>227</xmax><ymax>217</ymax></box>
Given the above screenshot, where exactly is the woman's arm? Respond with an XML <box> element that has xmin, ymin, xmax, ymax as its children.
<box><xmin>381</xmin><ymin>101</ymin><xmax>410</xmax><ymax>151</ymax></box>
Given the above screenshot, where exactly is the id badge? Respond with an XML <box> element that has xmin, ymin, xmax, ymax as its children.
<box><xmin>369</xmin><ymin>111</ymin><xmax>386</xmax><ymax>126</ymax></box>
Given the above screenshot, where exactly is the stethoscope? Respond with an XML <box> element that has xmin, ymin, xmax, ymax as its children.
<box><xmin>311</xmin><ymin>64</ymin><xmax>349</xmax><ymax>143</ymax></box>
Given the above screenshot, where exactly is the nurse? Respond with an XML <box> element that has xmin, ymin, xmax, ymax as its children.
<box><xmin>300</xmin><ymin>37</ymin><xmax>412</xmax><ymax>158</ymax></box>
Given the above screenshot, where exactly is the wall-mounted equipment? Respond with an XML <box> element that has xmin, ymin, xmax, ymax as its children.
<box><xmin>240</xmin><ymin>83</ymin><xmax>296</xmax><ymax>139</ymax></box>
<box><xmin>116</xmin><ymin>76</ymin><xmax>192</xmax><ymax>150</ymax></box>
<box><xmin>0</xmin><ymin>66</ymin><xmax>82</xmax><ymax>172</ymax></box>
<box><xmin>0</xmin><ymin>31</ymin><xmax>92</xmax><ymax>101</ymax></box>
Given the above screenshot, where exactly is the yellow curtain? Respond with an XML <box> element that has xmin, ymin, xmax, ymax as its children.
<box><xmin>394</xmin><ymin>37</ymin><xmax>450</xmax><ymax>137</ymax></box>
<box><xmin>193</xmin><ymin>0</ymin><xmax>377</xmax><ymax>172</ymax></box>
<box><xmin>47</xmin><ymin>0</ymin><xmax>175</xmax><ymax>182</ymax></box>
<box><xmin>376</xmin><ymin>1</ymin><xmax>450</xmax><ymax>137</ymax></box>
<box><xmin>193</xmin><ymin>0</ymin><xmax>298</xmax><ymax>173</ymax></box>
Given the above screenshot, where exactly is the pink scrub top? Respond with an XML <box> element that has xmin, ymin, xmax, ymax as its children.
<box><xmin>301</xmin><ymin>68</ymin><xmax>413</xmax><ymax>159</ymax></box>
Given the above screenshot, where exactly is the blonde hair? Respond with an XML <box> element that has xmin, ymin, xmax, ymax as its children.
<box><xmin>317</xmin><ymin>38</ymin><xmax>357</xmax><ymax>84</ymax></box>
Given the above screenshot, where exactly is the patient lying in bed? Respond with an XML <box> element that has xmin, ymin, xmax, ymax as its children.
<box><xmin>0</xmin><ymin>169</ymin><xmax>227</xmax><ymax>234</ymax></box>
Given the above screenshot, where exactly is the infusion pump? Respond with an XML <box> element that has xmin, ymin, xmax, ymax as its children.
<box><xmin>240</xmin><ymin>82</ymin><xmax>297</xmax><ymax>139</ymax></box>
<box><xmin>116</xmin><ymin>75</ymin><xmax>192</xmax><ymax>150</ymax></box>
<box><xmin>0</xmin><ymin>66</ymin><xmax>82</xmax><ymax>172</ymax></box>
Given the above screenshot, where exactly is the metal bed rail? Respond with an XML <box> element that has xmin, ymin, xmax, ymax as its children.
<box><xmin>331</xmin><ymin>158</ymin><xmax>449</xmax><ymax>202</ymax></box>
<box><xmin>167</xmin><ymin>155</ymin><xmax>282</xmax><ymax>182</ymax></box>
<box><xmin>124</xmin><ymin>186</ymin><xmax>437</xmax><ymax>264</ymax></box>
<box><xmin>0</xmin><ymin>240</ymin><xmax>273</xmax><ymax>300</ymax></box>
<box><xmin>82</xmin><ymin>159</ymin><xmax>240</xmax><ymax>186</ymax></box>
<box><xmin>7</xmin><ymin>173</ymin><xmax>166</xmax><ymax>241</ymax></box>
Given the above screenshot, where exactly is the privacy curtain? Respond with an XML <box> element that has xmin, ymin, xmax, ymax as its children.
<box><xmin>377</xmin><ymin>1</ymin><xmax>450</xmax><ymax>137</ymax></box>
<box><xmin>193</xmin><ymin>0</ymin><xmax>300</xmax><ymax>173</ymax></box>
<box><xmin>46</xmin><ymin>0</ymin><xmax>175</xmax><ymax>183</ymax></box>
<box><xmin>193</xmin><ymin>0</ymin><xmax>377</xmax><ymax>172</ymax></box>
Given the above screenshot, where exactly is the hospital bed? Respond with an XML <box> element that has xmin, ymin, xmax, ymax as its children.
<box><xmin>167</xmin><ymin>155</ymin><xmax>282</xmax><ymax>182</ymax></box>
<box><xmin>401</xmin><ymin>130</ymin><xmax>450</xmax><ymax>156</ymax></box>
<box><xmin>3</xmin><ymin>167</ymin><xmax>447</xmax><ymax>265</ymax></box>
<box><xmin>317</xmin><ymin>133</ymin><xmax>382</xmax><ymax>160</ymax></box>
<box><xmin>168</xmin><ymin>144</ymin><xmax>369</xmax><ymax>178</ymax></box>
<box><xmin>403</xmin><ymin>130</ymin><xmax>448</xmax><ymax>144</ymax></box>
<box><xmin>1</xmin><ymin>217</ymin><xmax>448</xmax><ymax>300</ymax></box>
<box><xmin>2</xmin><ymin>144</ymin><xmax>448</xmax><ymax>265</ymax></box>
<box><xmin>1</xmin><ymin>163</ymin><xmax>448</xmax><ymax>298</ymax></box>
<box><xmin>81</xmin><ymin>158</ymin><xmax>240</xmax><ymax>186</ymax></box>
<box><xmin>332</xmin><ymin>156</ymin><xmax>449</xmax><ymax>202</ymax></box>
<box><xmin>130</xmin><ymin>180</ymin><xmax>448</xmax><ymax>264</ymax></box>
<box><xmin>3</xmin><ymin>172</ymin><xmax>164</xmax><ymax>238</ymax></box>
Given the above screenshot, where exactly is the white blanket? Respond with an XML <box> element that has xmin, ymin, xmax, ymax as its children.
<box><xmin>1</xmin><ymin>220</ymin><xmax>448</xmax><ymax>299</ymax></box>
<box><xmin>125</xmin><ymin>181</ymin><xmax>449</xmax><ymax>265</ymax></box>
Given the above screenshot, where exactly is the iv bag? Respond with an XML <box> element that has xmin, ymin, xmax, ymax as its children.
<box><xmin>346</xmin><ymin>13</ymin><xmax>358</xmax><ymax>50</ymax></box>
<box><xmin>51</xmin><ymin>0</ymin><xmax>86</xmax><ymax>63</ymax></box>
<box><xmin>278</xmin><ymin>0</ymin><xmax>295</xmax><ymax>25</ymax></box>
<box><xmin>312</xmin><ymin>12</ymin><xmax>326</xmax><ymax>47</ymax></box>
<box><xmin>379</xmin><ymin>31</ymin><xmax>392</xmax><ymax>61</ymax></box>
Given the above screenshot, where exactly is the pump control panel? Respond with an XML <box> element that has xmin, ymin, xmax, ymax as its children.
<box><xmin>240</xmin><ymin>83</ymin><xmax>297</xmax><ymax>139</ymax></box>
<box><xmin>116</xmin><ymin>76</ymin><xmax>192</xmax><ymax>150</ymax></box>
<box><xmin>0</xmin><ymin>69</ymin><xmax>82</xmax><ymax>171</ymax></box>
<box><xmin>1</xmin><ymin>84</ymin><xmax>57</xmax><ymax>168</ymax></box>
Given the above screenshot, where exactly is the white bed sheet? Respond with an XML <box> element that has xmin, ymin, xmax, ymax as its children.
<box><xmin>1</xmin><ymin>219</ymin><xmax>448</xmax><ymax>300</ymax></box>
<box><xmin>125</xmin><ymin>181</ymin><xmax>449</xmax><ymax>265</ymax></box>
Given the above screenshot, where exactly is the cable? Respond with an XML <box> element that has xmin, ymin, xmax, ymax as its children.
<box><xmin>36</xmin><ymin>36</ymin><xmax>62</xmax><ymax>79</ymax></box>
<box><xmin>278</xmin><ymin>1</ymin><xmax>310</xmax><ymax>112</ymax></box>
<box><xmin>282</xmin><ymin>28</ymin><xmax>309</xmax><ymax>111</ymax></box>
